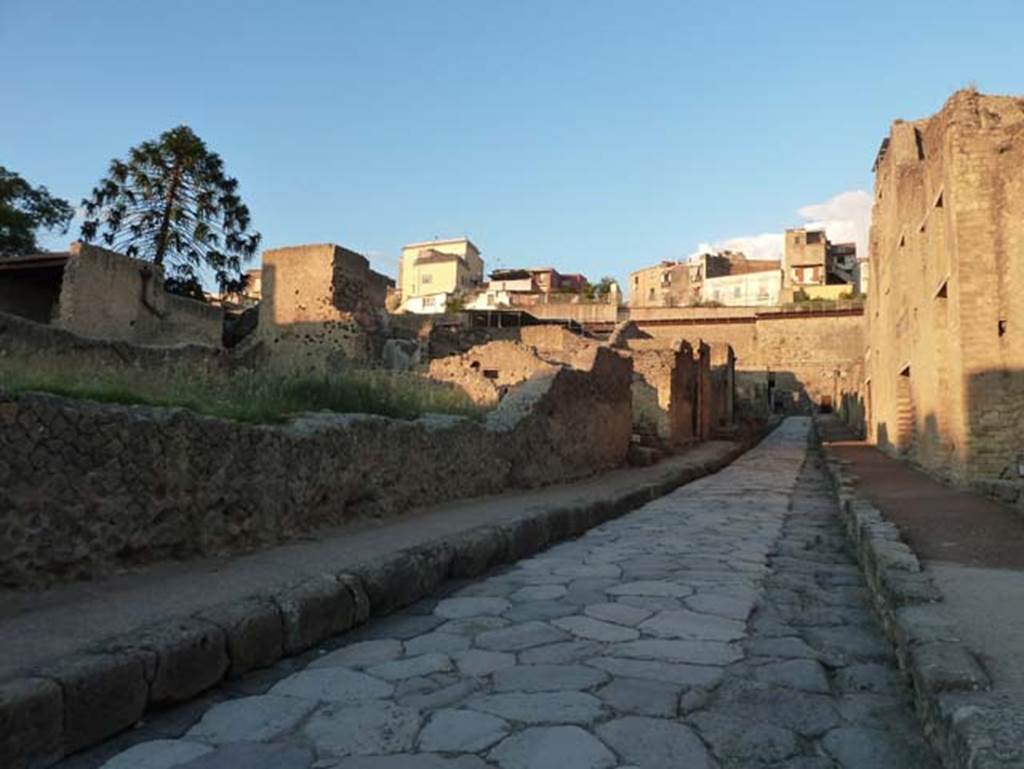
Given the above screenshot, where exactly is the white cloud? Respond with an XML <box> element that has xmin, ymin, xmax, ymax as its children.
<box><xmin>689</xmin><ymin>189</ymin><xmax>872</xmax><ymax>262</ymax></box>
<box><xmin>796</xmin><ymin>189</ymin><xmax>872</xmax><ymax>258</ymax></box>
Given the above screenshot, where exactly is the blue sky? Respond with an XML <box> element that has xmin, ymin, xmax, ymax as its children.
<box><xmin>3</xmin><ymin>1</ymin><xmax>1022</xmax><ymax>288</ymax></box>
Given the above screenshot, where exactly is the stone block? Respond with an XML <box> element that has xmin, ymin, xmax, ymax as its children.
<box><xmin>882</xmin><ymin>570</ymin><xmax>942</xmax><ymax>606</ymax></box>
<box><xmin>450</xmin><ymin>526</ymin><xmax>506</xmax><ymax>579</ymax></box>
<box><xmin>35</xmin><ymin>652</ymin><xmax>147</xmax><ymax>754</ymax></box>
<box><xmin>338</xmin><ymin>573</ymin><xmax>371</xmax><ymax>625</ymax></box>
<box><xmin>501</xmin><ymin>516</ymin><xmax>550</xmax><ymax>562</ymax></box>
<box><xmin>911</xmin><ymin>642</ymin><xmax>990</xmax><ymax>694</ymax></box>
<box><xmin>0</xmin><ymin>677</ymin><xmax>63</xmax><ymax>769</ymax></box>
<box><xmin>104</xmin><ymin>617</ymin><xmax>229</xmax><ymax>705</ymax></box>
<box><xmin>274</xmin><ymin>575</ymin><xmax>362</xmax><ymax>655</ymax></box>
<box><xmin>195</xmin><ymin>599</ymin><xmax>284</xmax><ymax>678</ymax></box>
<box><xmin>355</xmin><ymin>545</ymin><xmax>453</xmax><ymax>617</ymax></box>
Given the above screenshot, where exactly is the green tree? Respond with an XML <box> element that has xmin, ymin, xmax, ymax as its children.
<box><xmin>80</xmin><ymin>125</ymin><xmax>260</xmax><ymax>297</ymax></box>
<box><xmin>0</xmin><ymin>167</ymin><xmax>74</xmax><ymax>257</ymax></box>
<box><xmin>582</xmin><ymin>275</ymin><xmax>616</xmax><ymax>300</ymax></box>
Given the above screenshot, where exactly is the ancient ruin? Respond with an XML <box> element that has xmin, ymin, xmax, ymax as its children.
<box><xmin>4</xmin><ymin>84</ymin><xmax>1024</xmax><ymax>769</ymax></box>
<box><xmin>0</xmin><ymin>242</ymin><xmax>223</xmax><ymax>347</ymax></box>
<box><xmin>866</xmin><ymin>89</ymin><xmax>1024</xmax><ymax>484</ymax></box>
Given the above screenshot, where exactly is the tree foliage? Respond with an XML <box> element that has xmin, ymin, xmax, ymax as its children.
<box><xmin>81</xmin><ymin>125</ymin><xmax>260</xmax><ymax>296</ymax></box>
<box><xmin>0</xmin><ymin>166</ymin><xmax>74</xmax><ymax>257</ymax></box>
<box><xmin>582</xmin><ymin>275</ymin><xmax>617</xmax><ymax>300</ymax></box>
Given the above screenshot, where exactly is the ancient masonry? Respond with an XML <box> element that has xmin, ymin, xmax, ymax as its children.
<box><xmin>0</xmin><ymin>344</ymin><xmax>632</xmax><ymax>588</ymax></box>
<box><xmin>255</xmin><ymin>243</ymin><xmax>394</xmax><ymax>372</ymax></box>
<box><xmin>866</xmin><ymin>89</ymin><xmax>1024</xmax><ymax>482</ymax></box>
<box><xmin>0</xmin><ymin>242</ymin><xmax>223</xmax><ymax>347</ymax></box>
<box><xmin>624</xmin><ymin>305</ymin><xmax>864</xmax><ymax>420</ymax></box>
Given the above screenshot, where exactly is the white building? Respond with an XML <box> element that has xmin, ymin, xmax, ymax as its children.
<box><xmin>702</xmin><ymin>269</ymin><xmax>783</xmax><ymax>307</ymax></box>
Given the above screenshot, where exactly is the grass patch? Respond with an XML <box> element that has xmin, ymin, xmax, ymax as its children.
<box><xmin>0</xmin><ymin>360</ymin><xmax>488</xmax><ymax>424</ymax></box>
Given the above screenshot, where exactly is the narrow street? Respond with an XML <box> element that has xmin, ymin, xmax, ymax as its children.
<box><xmin>89</xmin><ymin>418</ymin><xmax>936</xmax><ymax>769</ymax></box>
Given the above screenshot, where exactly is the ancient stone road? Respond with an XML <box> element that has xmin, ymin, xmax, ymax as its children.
<box><xmin>92</xmin><ymin>418</ymin><xmax>936</xmax><ymax>769</ymax></box>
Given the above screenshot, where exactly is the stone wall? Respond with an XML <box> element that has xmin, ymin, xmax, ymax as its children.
<box><xmin>866</xmin><ymin>89</ymin><xmax>1024</xmax><ymax>481</ymax></box>
<box><xmin>0</xmin><ymin>310</ymin><xmax>240</xmax><ymax>380</ymax></box>
<box><xmin>55</xmin><ymin>243</ymin><xmax>223</xmax><ymax>347</ymax></box>
<box><xmin>427</xmin><ymin>341</ymin><xmax>559</xmax><ymax>405</ymax></box>
<box><xmin>626</xmin><ymin>306</ymin><xmax>864</xmax><ymax>417</ymax></box>
<box><xmin>709</xmin><ymin>343</ymin><xmax>736</xmax><ymax>429</ymax></box>
<box><xmin>0</xmin><ymin>347</ymin><xmax>632</xmax><ymax>588</ymax></box>
<box><xmin>518</xmin><ymin>324</ymin><xmax>597</xmax><ymax>357</ymax></box>
<box><xmin>256</xmin><ymin>244</ymin><xmax>394</xmax><ymax>373</ymax></box>
<box><xmin>619</xmin><ymin>340</ymin><xmax>698</xmax><ymax>446</ymax></box>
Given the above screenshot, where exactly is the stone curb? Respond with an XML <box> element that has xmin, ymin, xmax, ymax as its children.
<box><xmin>815</xmin><ymin>421</ymin><xmax>1024</xmax><ymax>769</ymax></box>
<box><xmin>0</xmin><ymin>419</ymin><xmax>780</xmax><ymax>769</ymax></box>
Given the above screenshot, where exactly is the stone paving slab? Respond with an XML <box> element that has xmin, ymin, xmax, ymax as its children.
<box><xmin>62</xmin><ymin>417</ymin><xmax>938</xmax><ymax>769</ymax></box>
<box><xmin>1</xmin><ymin>431</ymin><xmax>775</xmax><ymax>769</ymax></box>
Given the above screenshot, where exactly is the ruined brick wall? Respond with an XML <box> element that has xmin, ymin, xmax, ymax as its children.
<box><xmin>256</xmin><ymin>244</ymin><xmax>393</xmax><ymax>373</ymax></box>
<box><xmin>518</xmin><ymin>324</ymin><xmax>596</xmax><ymax>357</ymax></box>
<box><xmin>55</xmin><ymin>243</ymin><xmax>223</xmax><ymax>347</ymax></box>
<box><xmin>627</xmin><ymin>307</ymin><xmax>760</xmax><ymax>364</ymax></box>
<box><xmin>427</xmin><ymin>341</ymin><xmax>558</xmax><ymax>405</ymax></box>
<box><xmin>0</xmin><ymin>345</ymin><xmax>631</xmax><ymax>587</ymax></box>
<box><xmin>695</xmin><ymin>342</ymin><xmax>713</xmax><ymax>439</ymax></box>
<box><xmin>867</xmin><ymin>89</ymin><xmax>1024</xmax><ymax>481</ymax></box>
<box><xmin>625</xmin><ymin>306</ymin><xmax>864</xmax><ymax>418</ymax></box>
<box><xmin>709</xmin><ymin>343</ymin><xmax>735</xmax><ymax>430</ymax></box>
<box><xmin>620</xmin><ymin>339</ymin><xmax>697</xmax><ymax>446</ymax></box>
<box><xmin>754</xmin><ymin>311</ymin><xmax>864</xmax><ymax>414</ymax></box>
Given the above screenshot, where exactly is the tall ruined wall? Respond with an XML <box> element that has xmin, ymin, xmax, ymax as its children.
<box><xmin>55</xmin><ymin>243</ymin><xmax>223</xmax><ymax>347</ymax></box>
<box><xmin>257</xmin><ymin>244</ymin><xmax>393</xmax><ymax>373</ymax></box>
<box><xmin>621</xmin><ymin>340</ymin><xmax>697</xmax><ymax>446</ymax></box>
<box><xmin>625</xmin><ymin>306</ymin><xmax>864</xmax><ymax>415</ymax></box>
<box><xmin>0</xmin><ymin>346</ymin><xmax>631</xmax><ymax>588</ymax></box>
<box><xmin>867</xmin><ymin>89</ymin><xmax>1024</xmax><ymax>481</ymax></box>
<box><xmin>708</xmin><ymin>343</ymin><xmax>735</xmax><ymax>429</ymax></box>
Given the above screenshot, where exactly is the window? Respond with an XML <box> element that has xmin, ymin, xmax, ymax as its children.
<box><xmin>421</xmin><ymin>274</ymin><xmax>433</xmax><ymax>285</ymax></box>
<box><xmin>733</xmin><ymin>286</ymin><xmax>741</xmax><ymax>298</ymax></box>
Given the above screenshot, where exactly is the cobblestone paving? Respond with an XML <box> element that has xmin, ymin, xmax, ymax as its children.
<box><xmin>95</xmin><ymin>418</ymin><xmax>937</xmax><ymax>769</ymax></box>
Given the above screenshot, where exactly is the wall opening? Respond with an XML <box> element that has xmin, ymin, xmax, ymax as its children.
<box><xmin>999</xmin><ymin>319</ymin><xmax>1007</xmax><ymax>337</ymax></box>
<box><xmin>0</xmin><ymin>262</ymin><xmax>66</xmax><ymax>324</ymax></box>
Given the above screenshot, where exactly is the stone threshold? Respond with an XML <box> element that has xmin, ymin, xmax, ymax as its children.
<box><xmin>816</xmin><ymin>419</ymin><xmax>1024</xmax><ymax>769</ymax></box>
<box><xmin>0</xmin><ymin>421</ymin><xmax>779</xmax><ymax>769</ymax></box>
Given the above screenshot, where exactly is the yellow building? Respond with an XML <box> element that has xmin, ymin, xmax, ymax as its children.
<box><xmin>398</xmin><ymin>238</ymin><xmax>483</xmax><ymax>312</ymax></box>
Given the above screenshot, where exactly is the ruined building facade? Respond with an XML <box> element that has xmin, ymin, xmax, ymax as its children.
<box><xmin>866</xmin><ymin>89</ymin><xmax>1024</xmax><ymax>482</ymax></box>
